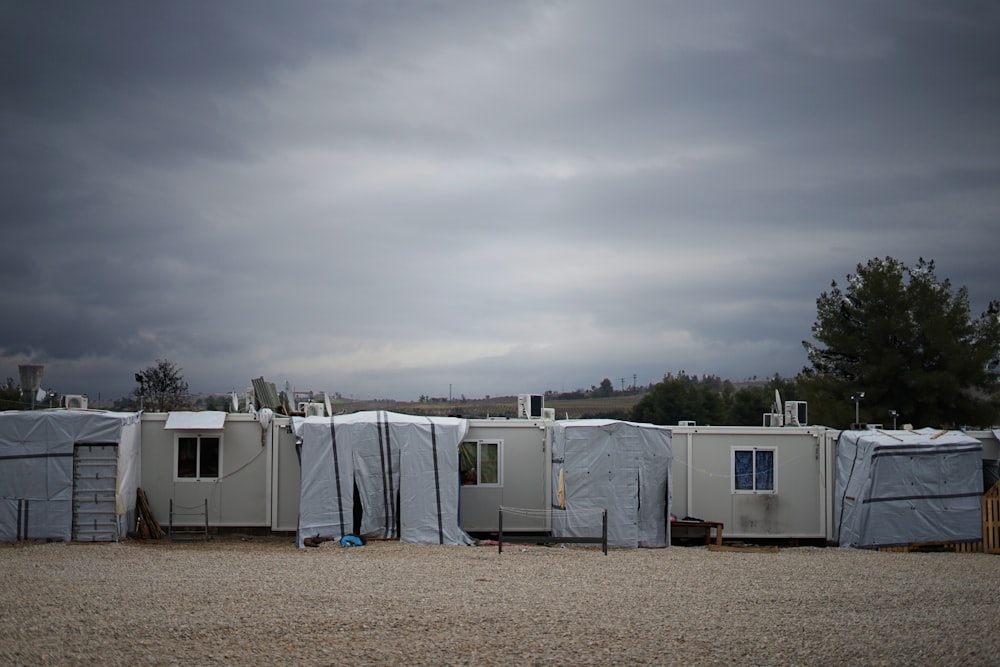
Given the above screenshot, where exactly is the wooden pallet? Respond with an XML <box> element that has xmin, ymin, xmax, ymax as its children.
<box><xmin>878</xmin><ymin>541</ymin><xmax>981</xmax><ymax>553</ymax></box>
<box><xmin>984</xmin><ymin>480</ymin><xmax>1000</xmax><ymax>554</ymax></box>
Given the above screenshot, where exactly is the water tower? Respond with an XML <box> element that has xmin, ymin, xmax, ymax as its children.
<box><xmin>18</xmin><ymin>364</ymin><xmax>44</xmax><ymax>409</ymax></box>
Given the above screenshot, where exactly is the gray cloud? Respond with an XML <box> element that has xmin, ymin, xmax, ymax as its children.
<box><xmin>1</xmin><ymin>1</ymin><xmax>998</xmax><ymax>401</ymax></box>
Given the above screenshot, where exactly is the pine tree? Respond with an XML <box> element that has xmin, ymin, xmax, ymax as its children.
<box><xmin>800</xmin><ymin>257</ymin><xmax>1000</xmax><ymax>428</ymax></box>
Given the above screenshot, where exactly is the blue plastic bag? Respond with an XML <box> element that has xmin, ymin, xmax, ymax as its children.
<box><xmin>340</xmin><ymin>535</ymin><xmax>364</xmax><ymax>547</ymax></box>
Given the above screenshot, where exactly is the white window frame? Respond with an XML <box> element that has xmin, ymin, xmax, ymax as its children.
<box><xmin>460</xmin><ymin>439</ymin><xmax>503</xmax><ymax>487</ymax></box>
<box><xmin>173</xmin><ymin>432</ymin><xmax>223</xmax><ymax>482</ymax></box>
<box><xmin>730</xmin><ymin>446</ymin><xmax>777</xmax><ymax>494</ymax></box>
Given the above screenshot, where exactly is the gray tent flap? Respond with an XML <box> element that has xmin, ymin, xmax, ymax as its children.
<box><xmin>295</xmin><ymin>412</ymin><xmax>473</xmax><ymax>547</ymax></box>
<box><xmin>835</xmin><ymin>429</ymin><xmax>983</xmax><ymax>548</ymax></box>
<box><xmin>296</xmin><ymin>420</ymin><xmax>355</xmax><ymax>545</ymax></box>
<box><xmin>353</xmin><ymin>422</ymin><xmax>398</xmax><ymax>539</ymax></box>
<box><xmin>399</xmin><ymin>421</ymin><xmax>473</xmax><ymax>545</ymax></box>
<box><xmin>550</xmin><ymin>420</ymin><xmax>672</xmax><ymax>548</ymax></box>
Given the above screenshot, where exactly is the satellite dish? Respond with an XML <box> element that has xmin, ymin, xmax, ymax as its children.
<box><xmin>323</xmin><ymin>392</ymin><xmax>332</xmax><ymax>418</ymax></box>
<box><xmin>773</xmin><ymin>389</ymin><xmax>782</xmax><ymax>415</ymax></box>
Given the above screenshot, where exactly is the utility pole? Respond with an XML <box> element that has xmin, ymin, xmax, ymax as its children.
<box><xmin>620</xmin><ymin>378</ymin><xmax>625</xmax><ymax>393</ymax></box>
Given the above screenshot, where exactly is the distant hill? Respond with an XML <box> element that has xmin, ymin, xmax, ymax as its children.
<box><xmin>329</xmin><ymin>392</ymin><xmax>646</xmax><ymax>420</ymax></box>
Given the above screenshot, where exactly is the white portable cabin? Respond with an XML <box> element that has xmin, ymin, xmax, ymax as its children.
<box><xmin>458</xmin><ymin>418</ymin><xmax>551</xmax><ymax>534</ymax></box>
<box><xmin>294</xmin><ymin>411</ymin><xmax>474</xmax><ymax>547</ymax></box>
<box><xmin>671</xmin><ymin>425</ymin><xmax>838</xmax><ymax>542</ymax></box>
<box><xmin>0</xmin><ymin>409</ymin><xmax>141</xmax><ymax>542</ymax></box>
<box><xmin>140</xmin><ymin>411</ymin><xmax>290</xmax><ymax>532</ymax></box>
<box><xmin>834</xmin><ymin>428</ymin><xmax>984</xmax><ymax>548</ymax></box>
<box><xmin>550</xmin><ymin>420</ymin><xmax>673</xmax><ymax>548</ymax></box>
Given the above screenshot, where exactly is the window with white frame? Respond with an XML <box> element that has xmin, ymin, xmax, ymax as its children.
<box><xmin>459</xmin><ymin>439</ymin><xmax>502</xmax><ymax>486</ymax></box>
<box><xmin>732</xmin><ymin>447</ymin><xmax>776</xmax><ymax>493</ymax></box>
<box><xmin>175</xmin><ymin>433</ymin><xmax>221</xmax><ymax>481</ymax></box>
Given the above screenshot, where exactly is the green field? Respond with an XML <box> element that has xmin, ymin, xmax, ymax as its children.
<box><xmin>329</xmin><ymin>393</ymin><xmax>645</xmax><ymax>419</ymax></box>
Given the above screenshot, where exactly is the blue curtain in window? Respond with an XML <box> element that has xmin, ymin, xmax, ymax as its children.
<box><xmin>734</xmin><ymin>450</ymin><xmax>754</xmax><ymax>490</ymax></box>
<box><xmin>754</xmin><ymin>450</ymin><xmax>774</xmax><ymax>491</ymax></box>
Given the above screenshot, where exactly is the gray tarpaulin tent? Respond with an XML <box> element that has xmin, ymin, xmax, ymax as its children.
<box><xmin>550</xmin><ymin>420</ymin><xmax>672</xmax><ymax>548</ymax></box>
<box><xmin>0</xmin><ymin>409</ymin><xmax>142</xmax><ymax>542</ymax></box>
<box><xmin>294</xmin><ymin>411</ymin><xmax>474</xmax><ymax>547</ymax></box>
<box><xmin>835</xmin><ymin>428</ymin><xmax>983</xmax><ymax>548</ymax></box>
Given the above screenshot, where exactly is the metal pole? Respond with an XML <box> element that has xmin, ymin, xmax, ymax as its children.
<box><xmin>602</xmin><ymin>509</ymin><xmax>608</xmax><ymax>555</ymax></box>
<box><xmin>498</xmin><ymin>508</ymin><xmax>503</xmax><ymax>554</ymax></box>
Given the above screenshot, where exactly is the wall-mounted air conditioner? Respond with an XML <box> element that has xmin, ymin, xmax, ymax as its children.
<box><xmin>677</xmin><ymin>420</ymin><xmax>697</xmax><ymax>427</ymax></box>
<box><xmin>64</xmin><ymin>395</ymin><xmax>88</xmax><ymax>410</ymax></box>
<box><xmin>762</xmin><ymin>413</ymin><xmax>784</xmax><ymax>427</ymax></box>
<box><xmin>784</xmin><ymin>401</ymin><xmax>808</xmax><ymax>426</ymax></box>
<box><xmin>517</xmin><ymin>394</ymin><xmax>544</xmax><ymax>419</ymax></box>
<box><xmin>303</xmin><ymin>403</ymin><xmax>325</xmax><ymax>417</ymax></box>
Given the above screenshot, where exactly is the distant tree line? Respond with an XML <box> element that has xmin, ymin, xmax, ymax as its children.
<box><xmin>628</xmin><ymin>372</ymin><xmax>798</xmax><ymax>426</ymax></box>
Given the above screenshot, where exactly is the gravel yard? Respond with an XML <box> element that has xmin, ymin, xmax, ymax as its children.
<box><xmin>1</xmin><ymin>538</ymin><xmax>998</xmax><ymax>666</ymax></box>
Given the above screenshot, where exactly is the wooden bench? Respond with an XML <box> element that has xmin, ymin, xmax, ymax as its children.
<box><xmin>672</xmin><ymin>520</ymin><xmax>724</xmax><ymax>547</ymax></box>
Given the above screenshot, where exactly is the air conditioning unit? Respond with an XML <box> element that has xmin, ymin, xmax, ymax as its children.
<box><xmin>762</xmin><ymin>413</ymin><xmax>784</xmax><ymax>427</ymax></box>
<box><xmin>517</xmin><ymin>394</ymin><xmax>544</xmax><ymax>419</ymax></box>
<box><xmin>64</xmin><ymin>395</ymin><xmax>88</xmax><ymax>410</ymax></box>
<box><xmin>677</xmin><ymin>420</ymin><xmax>697</xmax><ymax>427</ymax></box>
<box><xmin>784</xmin><ymin>401</ymin><xmax>808</xmax><ymax>426</ymax></box>
<box><xmin>303</xmin><ymin>403</ymin><xmax>325</xmax><ymax>417</ymax></box>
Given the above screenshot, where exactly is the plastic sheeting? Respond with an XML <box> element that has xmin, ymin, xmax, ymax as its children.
<box><xmin>0</xmin><ymin>410</ymin><xmax>141</xmax><ymax>542</ymax></box>
<box><xmin>550</xmin><ymin>420</ymin><xmax>672</xmax><ymax>548</ymax></box>
<box><xmin>294</xmin><ymin>411</ymin><xmax>474</xmax><ymax>547</ymax></box>
<box><xmin>835</xmin><ymin>428</ymin><xmax>983</xmax><ymax>548</ymax></box>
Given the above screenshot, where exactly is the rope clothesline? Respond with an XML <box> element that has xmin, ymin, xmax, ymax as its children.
<box><xmin>500</xmin><ymin>505</ymin><xmax>605</xmax><ymax>519</ymax></box>
<box><xmin>170</xmin><ymin>502</ymin><xmax>206</xmax><ymax>511</ymax></box>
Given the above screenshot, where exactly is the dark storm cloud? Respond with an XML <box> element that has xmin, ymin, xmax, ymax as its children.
<box><xmin>1</xmin><ymin>1</ymin><xmax>998</xmax><ymax>400</ymax></box>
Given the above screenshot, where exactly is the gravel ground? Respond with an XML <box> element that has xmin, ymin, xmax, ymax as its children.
<box><xmin>1</xmin><ymin>537</ymin><xmax>998</xmax><ymax>666</ymax></box>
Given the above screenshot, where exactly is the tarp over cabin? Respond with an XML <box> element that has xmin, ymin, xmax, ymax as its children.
<box><xmin>294</xmin><ymin>411</ymin><xmax>474</xmax><ymax>547</ymax></box>
<box><xmin>835</xmin><ymin>428</ymin><xmax>983</xmax><ymax>548</ymax></box>
<box><xmin>0</xmin><ymin>409</ymin><xmax>142</xmax><ymax>542</ymax></box>
<box><xmin>550</xmin><ymin>419</ymin><xmax>672</xmax><ymax>548</ymax></box>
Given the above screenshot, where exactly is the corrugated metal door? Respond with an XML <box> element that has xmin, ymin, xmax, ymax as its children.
<box><xmin>72</xmin><ymin>443</ymin><xmax>119</xmax><ymax>542</ymax></box>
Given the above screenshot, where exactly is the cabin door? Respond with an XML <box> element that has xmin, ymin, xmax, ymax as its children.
<box><xmin>72</xmin><ymin>443</ymin><xmax>119</xmax><ymax>542</ymax></box>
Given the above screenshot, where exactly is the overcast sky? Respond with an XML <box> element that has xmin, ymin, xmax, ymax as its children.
<box><xmin>2</xmin><ymin>1</ymin><xmax>998</xmax><ymax>402</ymax></box>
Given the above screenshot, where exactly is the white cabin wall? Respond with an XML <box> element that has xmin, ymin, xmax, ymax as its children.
<box><xmin>459</xmin><ymin>419</ymin><xmax>550</xmax><ymax>533</ymax></box>
<box><xmin>271</xmin><ymin>417</ymin><xmax>300</xmax><ymax>532</ymax></box>
<box><xmin>673</xmin><ymin>426</ymin><xmax>833</xmax><ymax>540</ymax></box>
<box><xmin>140</xmin><ymin>413</ymin><xmax>271</xmax><ymax>529</ymax></box>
